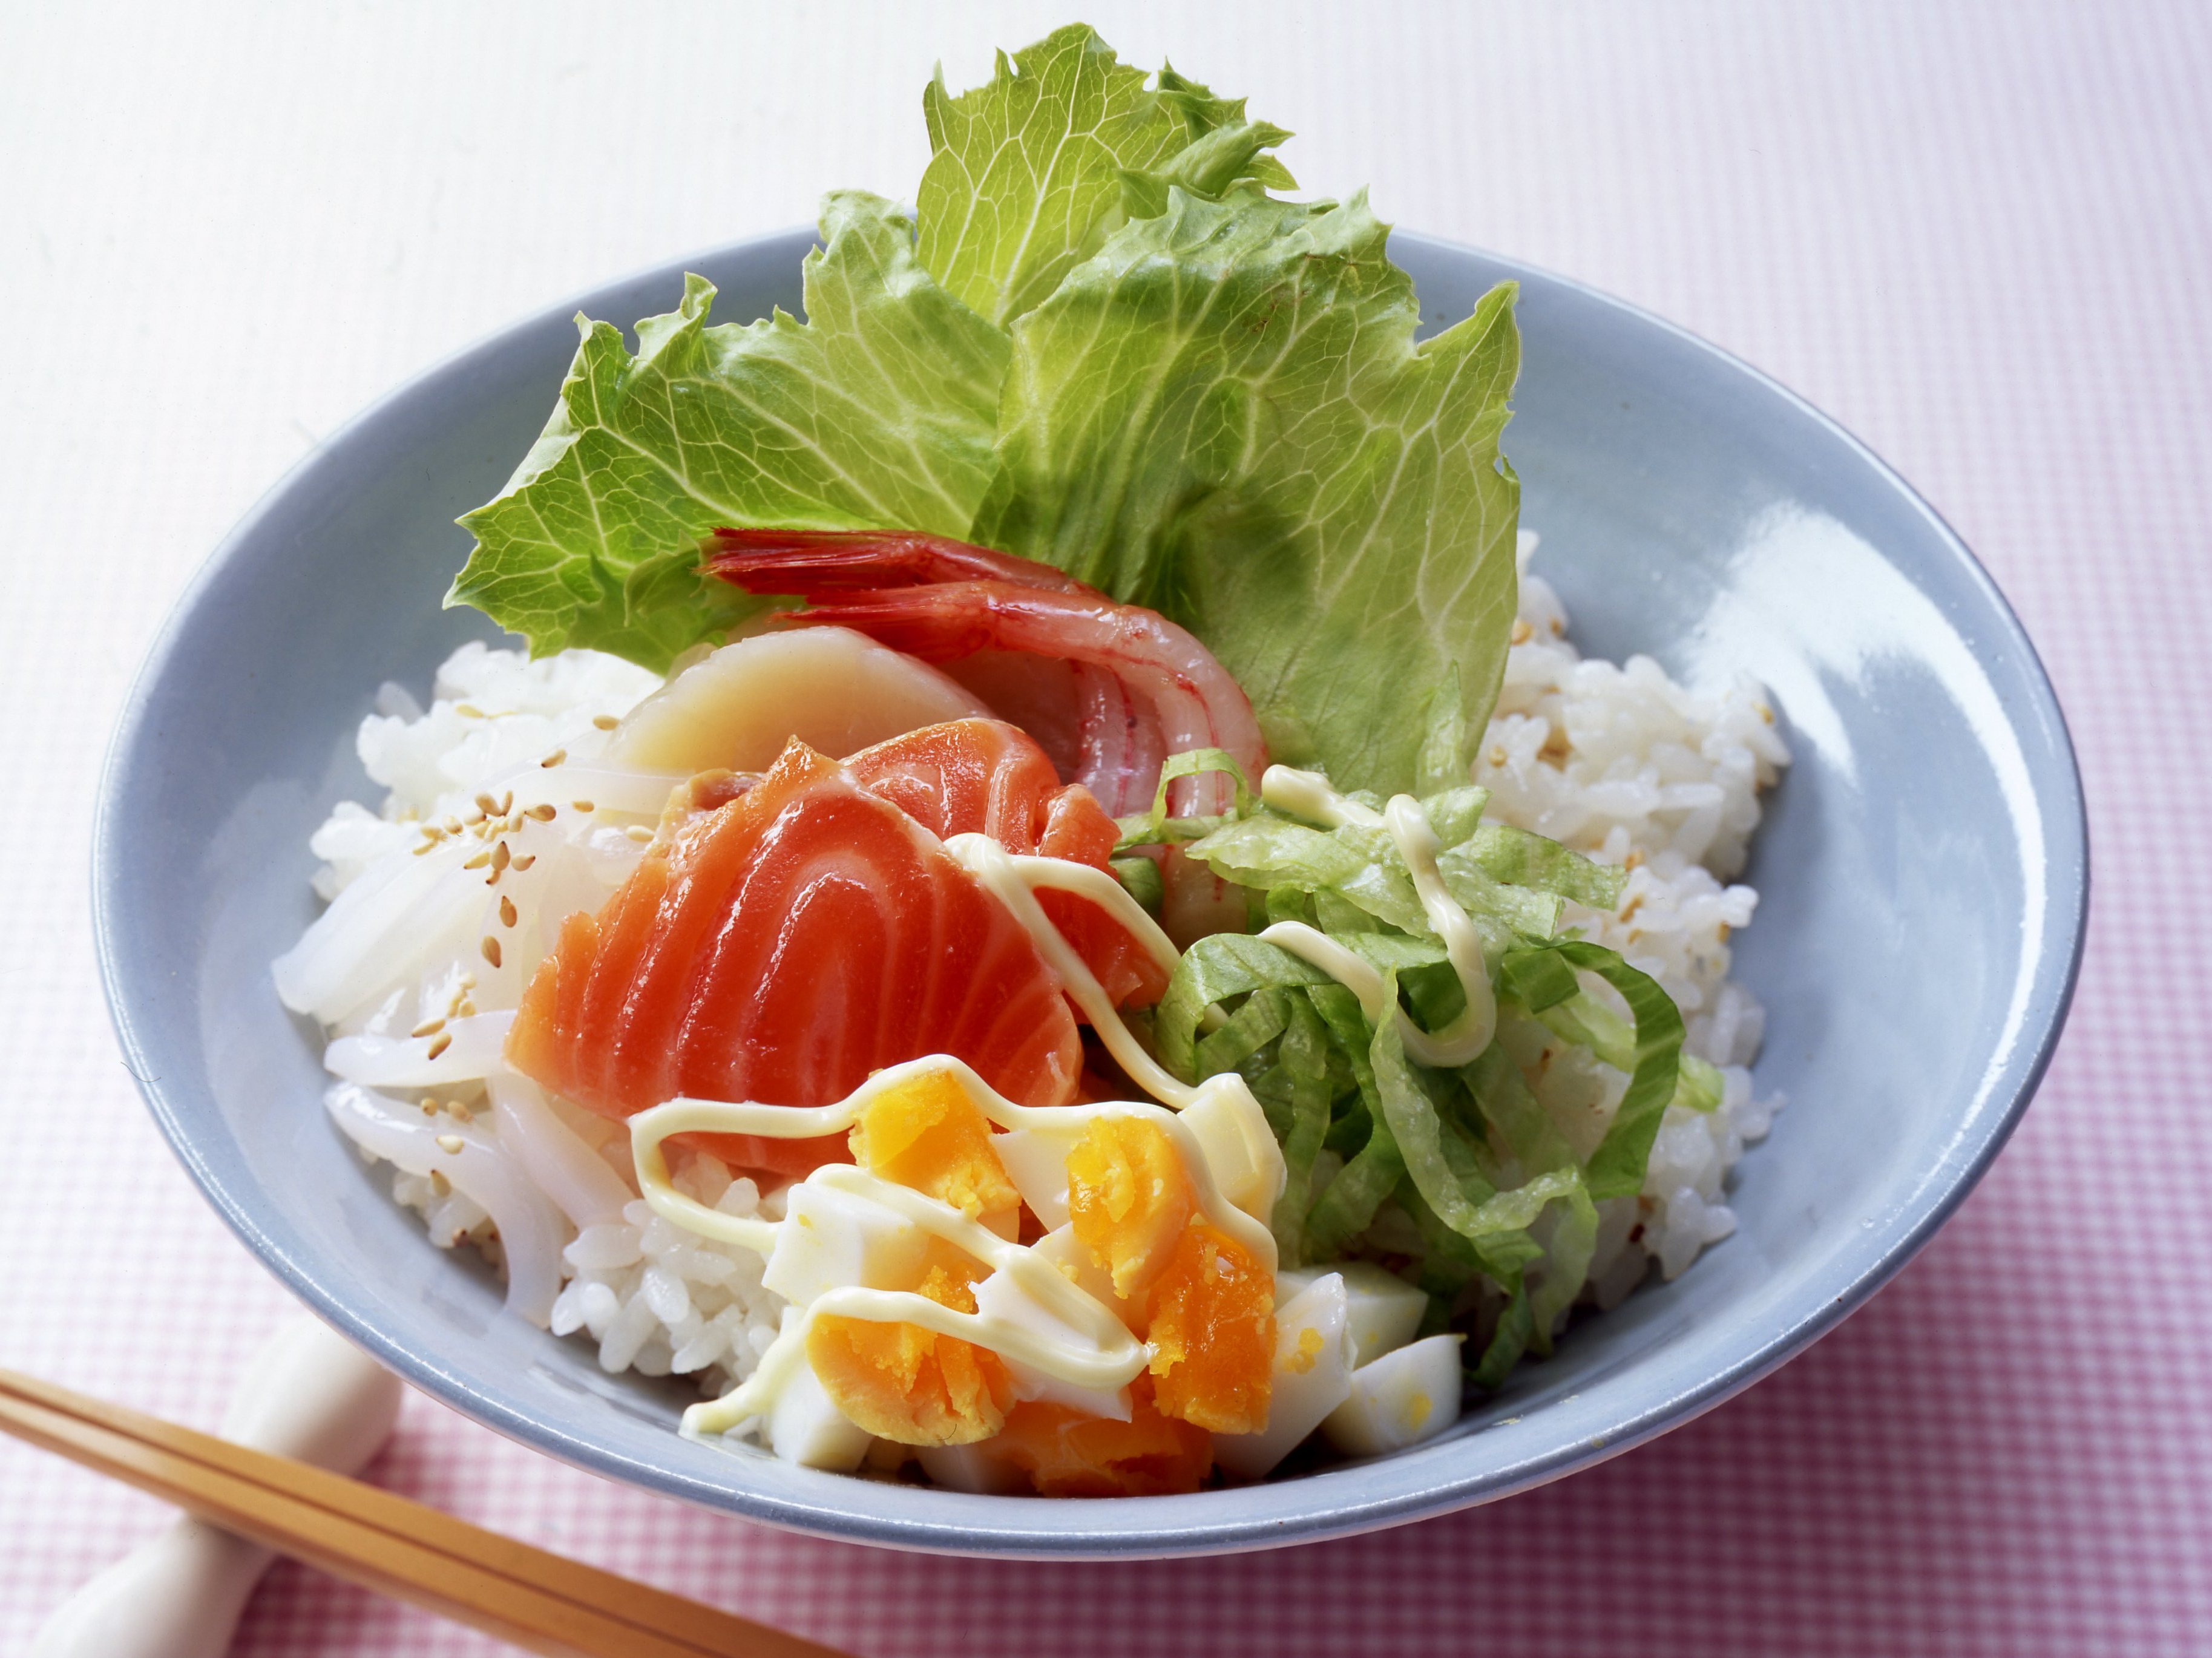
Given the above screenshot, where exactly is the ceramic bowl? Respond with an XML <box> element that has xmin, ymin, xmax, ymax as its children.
<box><xmin>94</xmin><ymin>228</ymin><xmax>2087</xmax><ymax>1557</ymax></box>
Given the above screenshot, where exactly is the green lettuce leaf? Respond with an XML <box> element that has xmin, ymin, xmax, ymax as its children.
<box><xmin>972</xmin><ymin>186</ymin><xmax>1521</xmax><ymax>795</ymax></box>
<box><xmin>448</xmin><ymin>191</ymin><xmax>1009</xmax><ymax>669</ymax></box>
<box><xmin>916</xmin><ymin>24</ymin><xmax>1292</xmax><ymax>327</ymax></box>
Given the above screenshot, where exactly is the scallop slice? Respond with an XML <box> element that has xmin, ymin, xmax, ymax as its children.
<box><xmin>606</xmin><ymin>627</ymin><xmax>990</xmax><ymax>775</ymax></box>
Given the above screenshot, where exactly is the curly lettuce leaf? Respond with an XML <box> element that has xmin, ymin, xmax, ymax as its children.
<box><xmin>449</xmin><ymin>192</ymin><xmax>1009</xmax><ymax>669</ymax></box>
<box><xmin>916</xmin><ymin>24</ymin><xmax>1293</xmax><ymax>327</ymax></box>
<box><xmin>972</xmin><ymin>186</ymin><xmax>1521</xmax><ymax>795</ymax></box>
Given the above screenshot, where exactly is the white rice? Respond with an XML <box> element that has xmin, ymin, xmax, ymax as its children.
<box><xmin>287</xmin><ymin>535</ymin><xmax>1787</xmax><ymax>1403</ymax></box>
<box><xmin>1477</xmin><ymin>534</ymin><xmax>1790</xmax><ymax>1306</ymax></box>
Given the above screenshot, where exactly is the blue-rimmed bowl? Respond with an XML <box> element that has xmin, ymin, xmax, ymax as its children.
<box><xmin>94</xmin><ymin>228</ymin><xmax>2087</xmax><ymax>1558</ymax></box>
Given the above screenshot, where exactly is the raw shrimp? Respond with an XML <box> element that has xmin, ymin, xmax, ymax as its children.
<box><xmin>706</xmin><ymin>530</ymin><xmax>1267</xmax><ymax>820</ymax></box>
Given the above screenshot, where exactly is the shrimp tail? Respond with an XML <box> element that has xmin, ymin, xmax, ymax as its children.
<box><xmin>705</xmin><ymin>528</ymin><xmax>1100</xmax><ymax>600</ymax></box>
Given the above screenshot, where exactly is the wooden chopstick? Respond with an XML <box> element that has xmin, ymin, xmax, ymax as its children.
<box><xmin>0</xmin><ymin>1367</ymin><xmax>845</xmax><ymax>1658</ymax></box>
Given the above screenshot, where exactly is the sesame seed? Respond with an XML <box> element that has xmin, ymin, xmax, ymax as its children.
<box><xmin>1488</xmin><ymin>745</ymin><xmax>1508</xmax><ymax>767</ymax></box>
<box><xmin>455</xmin><ymin>704</ymin><xmax>484</xmax><ymax>719</ymax></box>
<box><xmin>459</xmin><ymin>972</ymin><xmax>477</xmax><ymax>988</ymax></box>
<box><xmin>540</xmin><ymin>747</ymin><xmax>566</xmax><ymax>768</ymax></box>
<box><xmin>1511</xmin><ymin>618</ymin><xmax>1534</xmax><ymax>645</ymax></box>
<box><xmin>430</xmin><ymin>1169</ymin><xmax>451</xmax><ymax>1196</ymax></box>
<box><xmin>625</xmin><ymin>825</ymin><xmax>654</xmax><ymax>843</ymax></box>
<box><xmin>510</xmin><ymin>853</ymin><xmax>536</xmax><ymax>871</ymax></box>
<box><xmin>446</xmin><ymin>1099</ymin><xmax>473</xmax><ymax>1121</ymax></box>
<box><xmin>491</xmin><ymin>841</ymin><xmax>511</xmax><ymax>873</ymax></box>
<box><xmin>410</xmin><ymin>1016</ymin><xmax>447</xmax><ymax>1038</ymax></box>
<box><xmin>473</xmin><ymin>791</ymin><xmax>499</xmax><ymax>814</ymax></box>
<box><xmin>497</xmin><ymin>791</ymin><xmax>514</xmax><ymax>814</ymax></box>
<box><xmin>436</xmin><ymin>1133</ymin><xmax>465</xmax><ymax>1155</ymax></box>
<box><xmin>443</xmin><ymin>817</ymin><xmax>464</xmax><ymax>835</ymax></box>
<box><xmin>499</xmin><ymin>894</ymin><xmax>517</xmax><ymax>928</ymax></box>
<box><xmin>419</xmin><ymin>1097</ymin><xmax>439</xmax><ymax>1117</ymax></box>
<box><xmin>481</xmin><ymin>935</ymin><xmax>502</xmax><ymax>969</ymax></box>
<box><xmin>592</xmin><ymin>713</ymin><xmax>620</xmax><ymax>730</ymax></box>
<box><xmin>462</xmin><ymin>850</ymin><xmax>491</xmax><ymax>870</ymax></box>
<box><xmin>456</xmin><ymin>998</ymin><xmax>477</xmax><ymax>1018</ymax></box>
<box><xmin>525</xmin><ymin>803</ymin><xmax>557</xmax><ymax>821</ymax></box>
<box><xmin>425</xmin><ymin>1031</ymin><xmax>453</xmax><ymax>1060</ymax></box>
<box><xmin>412</xmin><ymin>840</ymin><xmax>436</xmax><ymax>857</ymax></box>
<box><xmin>570</xmin><ymin>799</ymin><xmax>595</xmax><ymax>813</ymax></box>
<box><xmin>463</xmin><ymin>808</ymin><xmax>485</xmax><ymax>827</ymax></box>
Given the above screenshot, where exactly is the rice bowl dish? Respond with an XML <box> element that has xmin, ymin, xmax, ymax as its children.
<box><xmin>181</xmin><ymin>19</ymin><xmax>2017</xmax><ymax>1512</ymax></box>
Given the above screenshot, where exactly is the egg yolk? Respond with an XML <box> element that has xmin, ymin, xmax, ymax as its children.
<box><xmin>848</xmin><ymin>1069</ymin><xmax>1022</xmax><ymax>1238</ymax></box>
<box><xmin>1065</xmin><ymin>1115</ymin><xmax>1194</xmax><ymax>1299</ymax></box>
<box><xmin>807</xmin><ymin>1263</ymin><xmax>1012</xmax><ymax>1446</ymax></box>
<box><xmin>993</xmin><ymin>1372</ymin><xmax>1213</xmax><ymax>1497</ymax></box>
<box><xmin>1144</xmin><ymin>1222</ymin><xmax>1275</xmax><ymax>1435</ymax></box>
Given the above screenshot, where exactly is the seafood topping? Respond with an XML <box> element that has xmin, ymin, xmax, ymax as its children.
<box><xmin>706</xmin><ymin>529</ymin><xmax>1268</xmax><ymax>819</ymax></box>
<box><xmin>504</xmin><ymin>739</ymin><xmax>1084</xmax><ymax>1176</ymax></box>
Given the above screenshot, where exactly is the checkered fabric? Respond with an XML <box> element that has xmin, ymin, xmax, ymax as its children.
<box><xmin>3</xmin><ymin>3</ymin><xmax>2207</xmax><ymax>1653</ymax></box>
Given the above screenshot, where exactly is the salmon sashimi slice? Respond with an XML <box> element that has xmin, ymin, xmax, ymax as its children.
<box><xmin>504</xmin><ymin>741</ymin><xmax>1083</xmax><ymax>1175</ymax></box>
<box><xmin>844</xmin><ymin>720</ymin><xmax>1169</xmax><ymax>1009</ymax></box>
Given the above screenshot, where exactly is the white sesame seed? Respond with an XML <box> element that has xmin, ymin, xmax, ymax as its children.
<box><xmin>462</xmin><ymin>850</ymin><xmax>491</xmax><ymax>870</ymax></box>
<box><xmin>571</xmin><ymin>799</ymin><xmax>596</xmax><ymax>813</ymax></box>
<box><xmin>525</xmin><ymin>803</ymin><xmax>557</xmax><ymax>822</ymax></box>
<box><xmin>481</xmin><ymin>936</ymin><xmax>502</xmax><ymax>969</ymax></box>
<box><xmin>625</xmin><ymin>825</ymin><xmax>654</xmax><ymax>843</ymax></box>
<box><xmin>540</xmin><ymin>748</ymin><xmax>567</xmax><ymax>768</ymax></box>
<box><xmin>425</xmin><ymin>1032</ymin><xmax>453</xmax><ymax>1060</ymax></box>
<box><xmin>499</xmin><ymin>895</ymin><xmax>517</xmax><ymax>928</ymax></box>
<box><xmin>409</xmin><ymin>1016</ymin><xmax>447</xmax><ymax>1038</ymax></box>
<box><xmin>511</xmin><ymin>853</ymin><xmax>536</xmax><ymax>871</ymax></box>
<box><xmin>436</xmin><ymin>1133</ymin><xmax>464</xmax><ymax>1155</ymax></box>
<box><xmin>592</xmin><ymin>714</ymin><xmax>620</xmax><ymax>730</ymax></box>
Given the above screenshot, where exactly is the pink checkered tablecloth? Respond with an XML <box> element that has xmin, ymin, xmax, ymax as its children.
<box><xmin>4</xmin><ymin>3</ymin><xmax>2208</xmax><ymax>1653</ymax></box>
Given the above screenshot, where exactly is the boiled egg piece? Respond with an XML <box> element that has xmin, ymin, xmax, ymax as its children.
<box><xmin>761</xmin><ymin>1179</ymin><xmax>931</xmax><ymax>1306</ymax></box>
<box><xmin>1211</xmin><ymin>1271</ymin><xmax>1355</xmax><ymax>1478</ymax></box>
<box><xmin>1321</xmin><ymin>1333</ymin><xmax>1466</xmax><ymax>1458</ymax></box>
<box><xmin>1177</xmin><ymin>1075</ymin><xmax>1287</xmax><ymax>1224</ymax></box>
<box><xmin>1277</xmin><ymin>1260</ymin><xmax>1427</xmax><ymax>1368</ymax></box>
<box><xmin>759</xmin><ymin>1309</ymin><xmax>875</xmax><ymax>1471</ymax></box>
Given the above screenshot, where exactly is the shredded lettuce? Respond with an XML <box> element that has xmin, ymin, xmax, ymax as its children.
<box><xmin>449</xmin><ymin>192</ymin><xmax>1008</xmax><ymax>669</ymax></box>
<box><xmin>1156</xmin><ymin>776</ymin><xmax>1687</xmax><ymax>1380</ymax></box>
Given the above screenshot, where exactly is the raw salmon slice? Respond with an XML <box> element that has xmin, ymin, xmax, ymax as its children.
<box><xmin>844</xmin><ymin>720</ymin><xmax>1169</xmax><ymax>1009</ymax></box>
<box><xmin>505</xmin><ymin>740</ymin><xmax>1083</xmax><ymax>1173</ymax></box>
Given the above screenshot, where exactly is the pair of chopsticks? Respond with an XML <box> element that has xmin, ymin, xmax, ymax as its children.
<box><xmin>0</xmin><ymin>1366</ymin><xmax>845</xmax><ymax>1658</ymax></box>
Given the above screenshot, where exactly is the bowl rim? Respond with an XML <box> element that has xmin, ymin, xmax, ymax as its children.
<box><xmin>93</xmin><ymin>224</ymin><xmax>2090</xmax><ymax>1558</ymax></box>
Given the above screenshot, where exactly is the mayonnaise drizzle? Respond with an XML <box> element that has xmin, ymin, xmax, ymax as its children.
<box><xmin>942</xmin><ymin>833</ymin><xmax>1195</xmax><ymax>1106</ymax></box>
<box><xmin>1256</xmin><ymin>766</ymin><xmax>1498</xmax><ymax>1069</ymax></box>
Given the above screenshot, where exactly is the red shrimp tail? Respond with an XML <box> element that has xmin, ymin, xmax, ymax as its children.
<box><xmin>705</xmin><ymin>528</ymin><xmax>1100</xmax><ymax>600</ymax></box>
<box><xmin>763</xmin><ymin>585</ymin><xmax>1016</xmax><ymax>662</ymax></box>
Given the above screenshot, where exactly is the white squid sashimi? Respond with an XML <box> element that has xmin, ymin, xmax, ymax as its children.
<box><xmin>275</xmin><ymin>839</ymin><xmax>496</xmax><ymax>1026</ymax></box>
<box><xmin>326</xmin><ymin>1083</ymin><xmax>567</xmax><ymax>1326</ymax></box>
<box><xmin>325</xmin><ymin>1011</ymin><xmax>515</xmax><ymax>1088</ymax></box>
<box><xmin>605</xmin><ymin>627</ymin><xmax>989</xmax><ymax>775</ymax></box>
<box><xmin>485</xmin><ymin>1074</ymin><xmax>635</xmax><ymax>1230</ymax></box>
